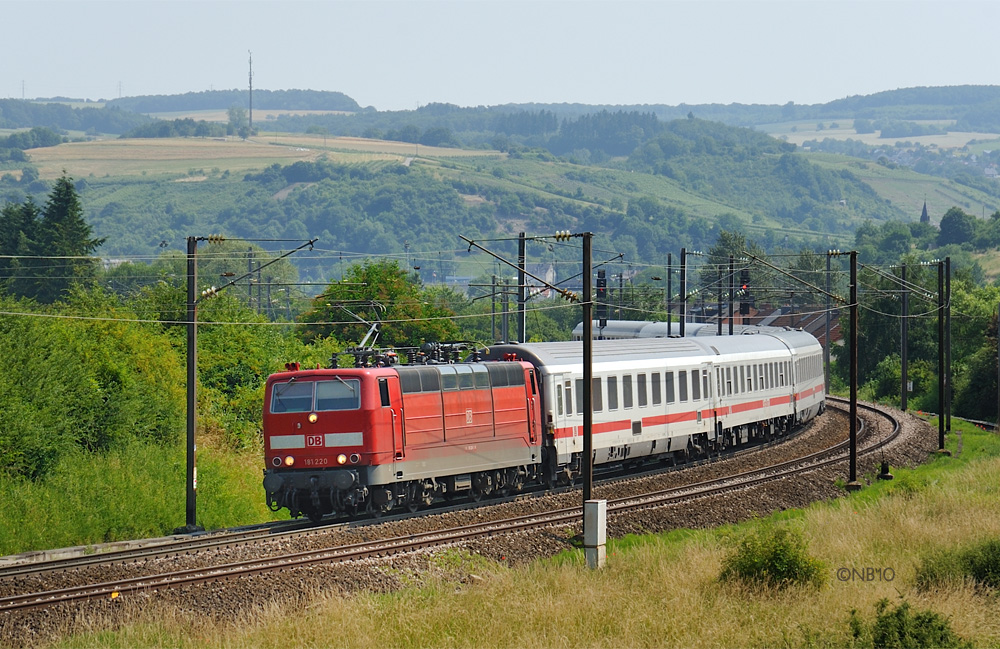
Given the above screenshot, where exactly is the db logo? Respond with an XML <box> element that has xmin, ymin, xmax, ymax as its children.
<box><xmin>306</xmin><ymin>435</ymin><xmax>324</xmax><ymax>447</ymax></box>
<box><xmin>466</xmin><ymin>409</ymin><xmax>474</xmax><ymax>424</ymax></box>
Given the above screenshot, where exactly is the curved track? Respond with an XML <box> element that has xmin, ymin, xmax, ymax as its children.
<box><xmin>0</xmin><ymin>410</ymin><xmax>816</xmax><ymax>580</ymax></box>
<box><xmin>0</xmin><ymin>398</ymin><xmax>897</xmax><ymax>614</ymax></box>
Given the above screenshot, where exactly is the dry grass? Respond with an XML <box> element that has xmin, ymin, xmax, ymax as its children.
<box><xmin>255</xmin><ymin>133</ymin><xmax>500</xmax><ymax>158</ymax></box>
<box><xmin>762</xmin><ymin>121</ymin><xmax>997</xmax><ymax>149</ymax></box>
<box><xmin>26</xmin><ymin>138</ymin><xmax>322</xmax><ymax>179</ymax></box>
<box><xmin>25</xmin><ymin>134</ymin><xmax>498</xmax><ymax>180</ymax></box>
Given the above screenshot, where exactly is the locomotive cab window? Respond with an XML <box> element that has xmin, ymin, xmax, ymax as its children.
<box><xmin>316</xmin><ymin>378</ymin><xmax>361</xmax><ymax>411</ymax></box>
<box><xmin>270</xmin><ymin>380</ymin><xmax>313</xmax><ymax>413</ymax></box>
<box><xmin>379</xmin><ymin>378</ymin><xmax>391</xmax><ymax>407</ymax></box>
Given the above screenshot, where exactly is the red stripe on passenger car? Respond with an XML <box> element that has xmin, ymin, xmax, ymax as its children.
<box><xmin>730</xmin><ymin>400</ymin><xmax>764</xmax><ymax>414</ymax></box>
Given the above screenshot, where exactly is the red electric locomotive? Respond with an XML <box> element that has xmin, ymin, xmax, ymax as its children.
<box><xmin>262</xmin><ymin>353</ymin><xmax>543</xmax><ymax>521</ymax></box>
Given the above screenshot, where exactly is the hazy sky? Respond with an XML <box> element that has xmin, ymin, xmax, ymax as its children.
<box><xmin>2</xmin><ymin>0</ymin><xmax>997</xmax><ymax>110</ymax></box>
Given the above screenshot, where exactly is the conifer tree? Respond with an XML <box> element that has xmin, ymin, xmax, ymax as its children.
<box><xmin>0</xmin><ymin>174</ymin><xmax>104</xmax><ymax>302</ymax></box>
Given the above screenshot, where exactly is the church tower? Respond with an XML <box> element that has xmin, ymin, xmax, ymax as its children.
<box><xmin>920</xmin><ymin>200</ymin><xmax>930</xmax><ymax>224</ymax></box>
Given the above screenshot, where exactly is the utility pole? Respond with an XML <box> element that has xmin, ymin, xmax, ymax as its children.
<box><xmin>728</xmin><ymin>255</ymin><xmax>734</xmax><ymax>335</ymax></box>
<box><xmin>666</xmin><ymin>253</ymin><xmax>672</xmax><ymax>334</ymax></box>
<box><xmin>178</xmin><ymin>235</ymin><xmax>317</xmax><ymax>534</ymax></box>
<box><xmin>183</xmin><ymin>236</ymin><xmax>201</xmax><ymax>533</ymax></box>
<box><xmin>716</xmin><ymin>265</ymin><xmax>723</xmax><ymax>335</ymax></box>
<box><xmin>679</xmin><ymin>248</ymin><xmax>687</xmax><ymax>337</ymax></box>
<box><xmin>938</xmin><ymin>260</ymin><xmax>946</xmax><ymax>453</ymax></box>
<box><xmin>901</xmin><ymin>264</ymin><xmax>909</xmax><ymax>411</ymax></box>
<box><xmin>582</xmin><ymin>234</ymin><xmax>593</xmax><ymax>502</ymax></box>
<box><xmin>248</xmin><ymin>50</ymin><xmax>254</xmax><ymax>133</ymax></box>
<box><xmin>847</xmin><ymin>250</ymin><xmax>860</xmax><ymax>491</ymax></box>
<box><xmin>945</xmin><ymin>256</ymin><xmax>952</xmax><ymax>434</ymax></box>
<box><xmin>491</xmin><ymin>274</ymin><xmax>497</xmax><ymax>342</ymax></box>
<box><xmin>825</xmin><ymin>252</ymin><xmax>834</xmax><ymax>393</ymax></box>
<box><xmin>247</xmin><ymin>247</ymin><xmax>254</xmax><ymax>306</ymax></box>
<box><xmin>517</xmin><ymin>232</ymin><xmax>526</xmax><ymax>343</ymax></box>
<box><xmin>580</xmin><ymin>232</ymin><xmax>605</xmax><ymax>569</ymax></box>
<box><xmin>501</xmin><ymin>278</ymin><xmax>509</xmax><ymax>342</ymax></box>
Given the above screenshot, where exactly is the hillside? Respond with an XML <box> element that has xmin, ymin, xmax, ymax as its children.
<box><xmin>4</xmin><ymin>127</ymin><xmax>995</xmax><ymax>278</ymax></box>
<box><xmin>4</xmin><ymin>123</ymin><xmax>914</xmax><ymax>271</ymax></box>
<box><xmin>4</xmin><ymin>86</ymin><xmax>1000</xmax><ymax>282</ymax></box>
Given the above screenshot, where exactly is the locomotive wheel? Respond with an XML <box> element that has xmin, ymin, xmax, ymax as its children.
<box><xmin>304</xmin><ymin>508</ymin><xmax>324</xmax><ymax>524</ymax></box>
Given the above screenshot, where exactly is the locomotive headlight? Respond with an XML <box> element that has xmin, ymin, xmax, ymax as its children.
<box><xmin>337</xmin><ymin>454</ymin><xmax>347</xmax><ymax>465</ymax></box>
<box><xmin>308</xmin><ymin>413</ymin><xmax>318</xmax><ymax>424</ymax></box>
<box><xmin>284</xmin><ymin>456</ymin><xmax>295</xmax><ymax>467</ymax></box>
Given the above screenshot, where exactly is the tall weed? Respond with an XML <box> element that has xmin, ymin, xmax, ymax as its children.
<box><xmin>917</xmin><ymin>538</ymin><xmax>1000</xmax><ymax>590</ymax></box>
<box><xmin>718</xmin><ymin>523</ymin><xmax>826</xmax><ymax>589</ymax></box>
<box><xmin>848</xmin><ymin>598</ymin><xmax>972</xmax><ymax>649</ymax></box>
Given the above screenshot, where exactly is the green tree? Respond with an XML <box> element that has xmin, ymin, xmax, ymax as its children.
<box><xmin>0</xmin><ymin>175</ymin><xmax>103</xmax><ymax>303</ymax></box>
<box><xmin>0</xmin><ymin>199</ymin><xmax>40</xmax><ymax>296</ymax></box>
<box><xmin>298</xmin><ymin>260</ymin><xmax>459</xmax><ymax>353</ymax></box>
<box><xmin>227</xmin><ymin>104</ymin><xmax>248</xmax><ymax>138</ymax></box>
<box><xmin>937</xmin><ymin>207</ymin><xmax>976</xmax><ymax>247</ymax></box>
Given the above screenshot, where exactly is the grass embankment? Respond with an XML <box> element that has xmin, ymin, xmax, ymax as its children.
<box><xmin>33</xmin><ymin>417</ymin><xmax>1000</xmax><ymax>648</ymax></box>
<box><xmin>0</xmin><ymin>439</ymin><xmax>282</xmax><ymax>557</ymax></box>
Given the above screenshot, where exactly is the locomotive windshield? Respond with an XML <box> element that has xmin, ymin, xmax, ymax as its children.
<box><xmin>270</xmin><ymin>378</ymin><xmax>361</xmax><ymax>413</ymax></box>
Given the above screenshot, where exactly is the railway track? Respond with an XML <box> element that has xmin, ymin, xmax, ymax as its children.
<box><xmin>0</xmin><ymin>398</ymin><xmax>898</xmax><ymax>615</ymax></box>
<box><xmin>0</xmin><ymin>410</ymin><xmax>812</xmax><ymax>581</ymax></box>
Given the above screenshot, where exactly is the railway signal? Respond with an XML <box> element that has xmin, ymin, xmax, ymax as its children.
<box><xmin>739</xmin><ymin>268</ymin><xmax>751</xmax><ymax>315</ymax></box>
